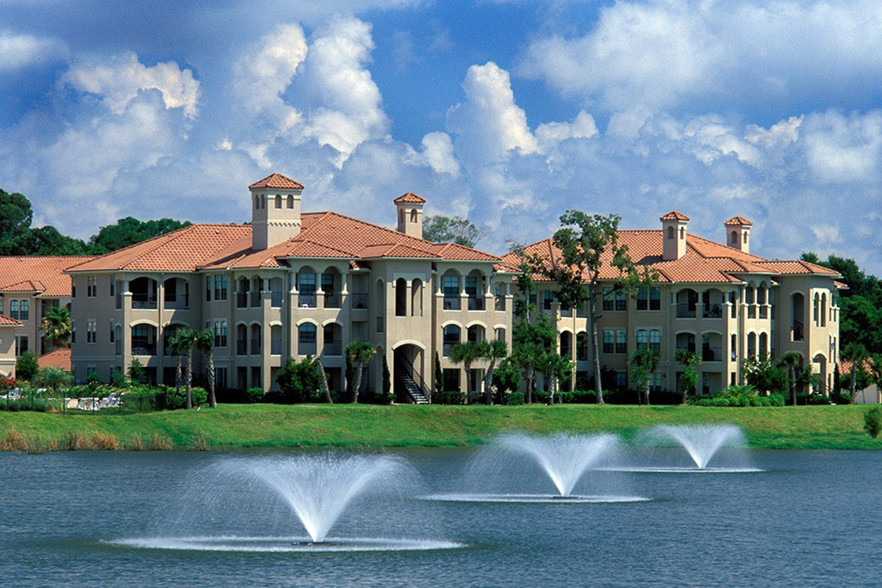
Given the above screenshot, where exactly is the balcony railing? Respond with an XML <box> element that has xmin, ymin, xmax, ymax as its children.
<box><xmin>350</xmin><ymin>293</ymin><xmax>369</xmax><ymax>309</ymax></box>
<box><xmin>702</xmin><ymin>345</ymin><xmax>722</xmax><ymax>362</ymax></box>
<box><xmin>747</xmin><ymin>305</ymin><xmax>756</xmax><ymax>319</ymax></box>
<box><xmin>467</xmin><ymin>297</ymin><xmax>484</xmax><ymax>311</ymax></box>
<box><xmin>271</xmin><ymin>291</ymin><xmax>283</xmax><ymax>308</ymax></box>
<box><xmin>299</xmin><ymin>342</ymin><xmax>317</xmax><ymax>356</ymax></box>
<box><xmin>323</xmin><ymin>342</ymin><xmax>343</xmax><ymax>356</ymax></box>
<box><xmin>324</xmin><ymin>294</ymin><xmax>341</xmax><ymax>309</ymax></box>
<box><xmin>132</xmin><ymin>343</ymin><xmax>156</xmax><ymax>356</ymax></box>
<box><xmin>298</xmin><ymin>293</ymin><xmax>317</xmax><ymax>308</ymax></box>
<box><xmin>237</xmin><ymin>340</ymin><xmax>247</xmax><ymax>355</ymax></box>
<box><xmin>236</xmin><ymin>292</ymin><xmax>248</xmax><ymax>308</ymax></box>
<box><xmin>443</xmin><ymin>296</ymin><xmax>460</xmax><ymax>311</ymax></box>
<box><xmin>676</xmin><ymin>303</ymin><xmax>696</xmax><ymax>318</ymax></box>
<box><xmin>702</xmin><ymin>304</ymin><xmax>722</xmax><ymax>318</ymax></box>
<box><xmin>250</xmin><ymin>291</ymin><xmax>261</xmax><ymax>308</ymax></box>
<box><xmin>250</xmin><ymin>340</ymin><xmax>260</xmax><ymax>355</ymax></box>
<box><xmin>495</xmin><ymin>297</ymin><xmax>506</xmax><ymax>311</ymax></box>
<box><xmin>132</xmin><ymin>297</ymin><xmax>157</xmax><ymax>310</ymax></box>
<box><xmin>163</xmin><ymin>297</ymin><xmax>189</xmax><ymax>310</ymax></box>
<box><xmin>759</xmin><ymin>306</ymin><xmax>768</xmax><ymax>320</ymax></box>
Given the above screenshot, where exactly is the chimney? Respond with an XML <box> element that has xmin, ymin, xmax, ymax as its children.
<box><xmin>394</xmin><ymin>192</ymin><xmax>426</xmax><ymax>238</ymax></box>
<box><xmin>724</xmin><ymin>216</ymin><xmax>752</xmax><ymax>254</ymax></box>
<box><xmin>660</xmin><ymin>211</ymin><xmax>689</xmax><ymax>261</ymax></box>
<box><xmin>249</xmin><ymin>173</ymin><xmax>304</xmax><ymax>251</ymax></box>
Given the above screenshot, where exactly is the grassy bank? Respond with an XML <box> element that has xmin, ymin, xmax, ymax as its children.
<box><xmin>0</xmin><ymin>404</ymin><xmax>878</xmax><ymax>451</ymax></box>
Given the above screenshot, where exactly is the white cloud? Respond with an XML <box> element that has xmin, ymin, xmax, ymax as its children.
<box><xmin>417</xmin><ymin>131</ymin><xmax>460</xmax><ymax>177</ymax></box>
<box><xmin>63</xmin><ymin>52</ymin><xmax>200</xmax><ymax>119</ymax></box>
<box><xmin>0</xmin><ymin>30</ymin><xmax>66</xmax><ymax>71</ymax></box>
<box><xmin>802</xmin><ymin>110</ymin><xmax>882</xmax><ymax>183</ymax></box>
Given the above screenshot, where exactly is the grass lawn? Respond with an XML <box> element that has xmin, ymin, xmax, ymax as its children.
<box><xmin>1</xmin><ymin>403</ymin><xmax>880</xmax><ymax>451</ymax></box>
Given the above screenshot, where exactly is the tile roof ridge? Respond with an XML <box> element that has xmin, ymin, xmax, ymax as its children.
<box><xmin>67</xmin><ymin>223</ymin><xmax>197</xmax><ymax>271</ymax></box>
<box><xmin>310</xmin><ymin>210</ymin><xmax>435</xmax><ymax>247</ymax></box>
<box><xmin>114</xmin><ymin>224</ymin><xmax>202</xmax><ymax>269</ymax></box>
<box><xmin>288</xmin><ymin>238</ymin><xmax>356</xmax><ymax>257</ymax></box>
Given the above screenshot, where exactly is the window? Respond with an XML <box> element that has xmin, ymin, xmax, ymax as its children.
<box><xmin>636</xmin><ymin>329</ymin><xmax>648</xmax><ymax>349</ymax></box>
<box><xmin>0</xmin><ymin>297</ymin><xmax>3</xmax><ymax>314</ymax></box>
<box><xmin>615</xmin><ymin>371</ymin><xmax>628</xmax><ymax>390</ymax></box>
<box><xmin>495</xmin><ymin>328</ymin><xmax>506</xmax><ymax>343</ymax></box>
<box><xmin>443</xmin><ymin>325</ymin><xmax>461</xmax><ymax>356</ymax></box>
<box><xmin>577</xmin><ymin>332</ymin><xmax>589</xmax><ymax>361</ymax></box>
<box><xmin>443</xmin><ymin>369</ymin><xmax>460</xmax><ymax>392</ymax></box>
<box><xmin>109</xmin><ymin>322</ymin><xmax>115</xmax><ymax>343</ymax></box>
<box><xmin>71</xmin><ymin>320</ymin><xmax>76</xmax><ymax>344</ymax></box>
<box><xmin>442</xmin><ymin>275</ymin><xmax>460</xmax><ymax>310</ymax></box>
<box><xmin>298</xmin><ymin>272</ymin><xmax>316</xmax><ymax>308</ymax></box>
<box><xmin>15</xmin><ymin>335</ymin><xmax>28</xmax><ymax>356</ymax></box>
<box><xmin>637</xmin><ymin>287</ymin><xmax>649</xmax><ymax>310</ymax></box>
<box><xmin>110</xmin><ymin>276</ymin><xmax>115</xmax><ymax>297</ymax></box>
<box><xmin>650</xmin><ymin>372</ymin><xmax>663</xmax><ymax>393</ymax></box>
<box><xmin>543</xmin><ymin>290</ymin><xmax>555</xmax><ymax>311</ymax></box>
<box><xmin>214</xmin><ymin>275</ymin><xmax>228</xmax><ymax>301</ymax></box>
<box><xmin>603</xmin><ymin>330</ymin><xmax>614</xmax><ymax>354</ymax></box>
<box><xmin>287</xmin><ymin>195</ymin><xmax>294</xmax><ymax>209</ymax></box>
<box><xmin>275</xmin><ymin>194</ymin><xmax>282</xmax><ymax>208</ymax></box>
<box><xmin>214</xmin><ymin>320</ymin><xmax>227</xmax><ymax>348</ymax></box>
<box><xmin>9</xmin><ymin>300</ymin><xmax>19</xmax><ymax>320</ymax></box>
<box><xmin>215</xmin><ymin>367</ymin><xmax>228</xmax><ymax>390</ymax></box>
<box><xmin>616</xmin><ymin>329</ymin><xmax>627</xmax><ymax>354</ymax></box>
<box><xmin>206</xmin><ymin>276</ymin><xmax>212</xmax><ymax>301</ymax></box>
<box><xmin>649</xmin><ymin>329</ymin><xmax>661</xmax><ymax>353</ymax></box>
<box><xmin>19</xmin><ymin>300</ymin><xmax>28</xmax><ymax>321</ymax></box>
<box><xmin>602</xmin><ymin>287</ymin><xmax>614</xmax><ymax>311</ymax></box>
<box><xmin>615</xmin><ymin>289</ymin><xmax>627</xmax><ymax>311</ymax></box>
<box><xmin>466</xmin><ymin>276</ymin><xmax>484</xmax><ymax>310</ymax></box>
<box><xmin>87</xmin><ymin>276</ymin><xmax>97</xmax><ymax>297</ymax></box>
<box><xmin>87</xmin><ymin>320</ymin><xmax>97</xmax><ymax>343</ymax></box>
<box><xmin>298</xmin><ymin>323</ymin><xmax>317</xmax><ymax>355</ymax></box>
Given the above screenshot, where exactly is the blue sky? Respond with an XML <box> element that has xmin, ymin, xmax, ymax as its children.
<box><xmin>1</xmin><ymin>0</ymin><xmax>881</xmax><ymax>274</ymax></box>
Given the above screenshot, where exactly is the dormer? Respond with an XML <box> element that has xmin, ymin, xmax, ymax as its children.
<box><xmin>724</xmin><ymin>216</ymin><xmax>753</xmax><ymax>254</ymax></box>
<box><xmin>394</xmin><ymin>192</ymin><xmax>426</xmax><ymax>238</ymax></box>
<box><xmin>249</xmin><ymin>173</ymin><xmax>304</xmax><ymax>251</ymax></box>
<box><xmin>660</xmin><ymin>211</ymin><xmax>689</xmax><ymax>261</ymax></box>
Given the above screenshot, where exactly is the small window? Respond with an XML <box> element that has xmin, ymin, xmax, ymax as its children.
<box><xmin>275</xmin><ymin>194</ymin><xmax>282</xmax><ymax>208</ymax></box>
<box><xmin>636</xmin><ymin>329</ymin><xmax>648</xmax><ymax>349</ymax></box>
<box><xmin>287</xmin><ymin>195</ymin><xmax>294</xmax><ymax>209</ymax></box>
<box><xmin>616</xmin><ymin>329</ymin><xmax>627</xmax><ymax>354</ymax></box>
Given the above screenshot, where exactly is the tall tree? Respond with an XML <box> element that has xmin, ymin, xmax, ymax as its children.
<box><xmin>345</xmin><ymin>340</ymin><xmax>375</xmax><ymax>403</ymax></box>
<box><xmin>169</xmin><ymin>327</ymin><xmax>199</xmax><ymax>409</ymax></box>
<box><xmin>0</xmin><ymin>189</ymin><xmax>32</xmax><ymax>243</ymax></box>
<box><xmin>542</xmin><ymin>211</ymin><xmax>656</xmax><ymax>404</ymax></box>
<box><xmin>675</xmin><ymin>349</ymin><xmax>702</xmax><ymax>404</ymax></box>
<box><xmin>630</xmin><ymin>347</ymin><xmax>660</xmax><ymax>405</ymax></box>
<box><xmin>842</xmin><ymin>342</ymin><xmax>869</xmax><ymax>399</ymax></box>
<box><xmin>776</xmin><ymin>351</ymin><xmax>803</xmax><ymax>406</ymax></box>
<box><xmin>539</xmin><ymin>352</ymin><xmax>574</xmax><ymax>405</ymax></box>
<box><xmin>450</xmin><ymin>340</ymin><xmax>484</xmax><ymax>403</ymax></box>
<box><xmin>480</xmin><ymin>339</ymin><xmax>508</xmax><ymax>405</ymax></box>
<box><xmin>41</xmin><ymin>306</ymin><xmax>72</xmax><ymax>350</ymax></box>
<box><xmin>87</xmin><ymin>217</ymin><xmax>191</xmax><ymax>254</ymax></box>
<box><xmin>194</xmin><ymin>329</ymin><xmax>216</xmax><ymax>408</ymax></box>
<box><xmin>422</xmin><ymin>216</ymin><xmax>482</xmax><ymax>248</ymax></box>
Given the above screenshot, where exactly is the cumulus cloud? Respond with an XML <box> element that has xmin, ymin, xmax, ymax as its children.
<box><xmin>802</xmin><ymin>110</ymin><xmax>882</xmax><ymax>183</ymax></box>
<box><xmin>417</xmin><ymin>131</ymin><xmax>460</xmax><ymax>176</ymax></box>
<box><xmin>63</xmin><ymin>52</ymin><xmax>200</xmax><ymax>118</ymax></box>
<box><xmin>0</xmin><ymin>30</ymin><xmax>66</xmax><ymax>71</ymax></box>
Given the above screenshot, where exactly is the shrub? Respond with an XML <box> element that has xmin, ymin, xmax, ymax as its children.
<box><xmin>62</xmin><ymin>431</ymin><xmax>91</xmax><ymax>450</ymax></box>
<box><xmin>0</xmin><ymin>427</ymin><xmax>27</xmax><ymax>451</ymax></box>
<box><xmin>434</xmin><ymin>390</ymin><xmax>466</xmax><ymax>405</ymax></box>
<box><xmin>165</xmin><ymin>386</ymin><xmax>207</xmax><ymax>409</ymax></box>
<box><xmin>127</xmin><ymin>435</ymin><xmax>144</xmax><ymax>451</ymax></box>
<box><xmin>191</xmin><ymin>435</ymin><xmax>209</xmax><ymax>451</ymax></box>
<box><xmin>246</xmin><ymin>387</ymin><xmax>265</xmax><ymax>403</ymax></box>
<box><xmin>149</xmin><ymin>434</ymin><xmax>174</xmax><ymax>450</ymax></box>
<box><xmin>273</xmin><ymin>356</ymin><xmax>321</xmax><ymax>403</ymax></box>
<box><xmin>91</xmin><ymin>432</ymin><xmax>121</xmax><ymax>450</ymax></box>
<box><xmin>864</xmin><ymin>407</ymin><xmax>882</xmax><ymax>439</ymax></box>
<box><xmin>506</xmin><ymin>392</ymin><xmax>525</xmax><ymax>406</ymax></box>
<box><xmin>15</xmin><ymin>351</ymin><xmax>40</xmax><ymax>381</ymax></box>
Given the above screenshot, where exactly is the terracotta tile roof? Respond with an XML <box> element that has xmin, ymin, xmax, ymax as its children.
<box><xmin>393</xmin><ymin>192</ymin><xmax>426</xmax><ymax>204</ymax></box>
<box><xmin>724</xmin><ymin>216</ymin><xmax>753</xmax><ymax>227</ymax></box>
<box><xmin>502</xmin><ymin>229</ymin><xmax>842</xmax><ymax>285</ymax></box>
<box><xmin>834</xmin><ymin>280</ymin><xmax>849</xmax><ymax>289</ymax></box>
<box><xmin>68</xmin><ymin>225</ymin><xmax>252</xmax><ymax>273</ymax></box>
<box><xmin>0</xmin><ymin>256</ymin><xmax>95</xmax><ymax>297</ymax></box>
<box><xmin>38</xmin><ymin>348</ymin><xmax>71</xmax><ymax>371</ymax></box>
<box><xmin>660</xmin><ymin>211</ymin><xmax>690</xmax><ymax>221</ymax></box>
<box><xmin>358</xmin><ymin>243</ymin><xmax>438</xmax><ymax>259</ymax></box>
<box><xmin>248</xmin><ymin>173</ymin><xmax>304</xmax><ymax>190</ymax></box>
<box><xmin>0</xmin><ymin>314</ymin><xmax>22</xmax><ymax>326</ymax></box>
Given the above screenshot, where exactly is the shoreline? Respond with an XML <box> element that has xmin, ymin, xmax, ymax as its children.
<box><xmin>0</xmin><ymin>404</ymin><xmax>878</xmax><ymax>452</ymax></box>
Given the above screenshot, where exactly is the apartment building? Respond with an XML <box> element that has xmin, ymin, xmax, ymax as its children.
<box><xmin>67</xmin><ymin>174</ymin><xmax>513</xmax><ymax>400</ymax></box>
<box><xmin>507</xmin><ymin>212</ymin><xmax>842</xmax><ymax>396</ymax></box>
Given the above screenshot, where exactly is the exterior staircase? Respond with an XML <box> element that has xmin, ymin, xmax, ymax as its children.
<box><xmin>395</xmin><ymin>361</ymin><xmax>429</xmax><ymax>404</ymax></box>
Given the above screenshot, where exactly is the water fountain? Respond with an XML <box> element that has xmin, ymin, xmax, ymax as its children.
<box><xmin>426</xmin><ymin>432</ymin><xmax>648</xmax><ymax>503</ymax></box>
<box><xmin>114</xmin><ymin>453</ymin><xmax>462</xmax><ymax>552</ymax></box>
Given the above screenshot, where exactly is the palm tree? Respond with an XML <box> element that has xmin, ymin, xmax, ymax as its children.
<box><xmin>450</xmin><ymin>340</ymin><xmax>484</xmax><ymax>403</ymax></box>
<box><xmin>346</xmin><ymin>340</ymin><xmax>375</xmax><ymax>403</ymax></box>
<box><xmin>776</xmin><ymin>351</ymin><xmax>803</xmax><ymax>406</ymax></box>
<box><xmin>316</xmin><ymin>356</ymin><xmax>333</xmax><ymax>403</ymax></box>
<box><xmin>540</xmin><ymin>352</ymin><xmax>574</xmax><ymax>405</ymax></box>
<box><xmin>480</xmin><ymin>339</ymin><xmax>508</xmax><ymax>404</ymax></box>
<box><xmin>630</xmin><ymin>347</ymin><xmax>660</xmax><ymax>405</ymax></box>
<box><xmin>41</xmin><ymin>305</ymin><xmax>71</xmax><ymax>350</ymax></box>
<box><xmin>169</xmin><ymin>327</ymin><xmax>199</xmax><ymax>409</ymax></box>
<box><xmin>194</xmin><ymin>329</ymin><xmax>216</xmax><ymax>408</ymax></box>
<box><xmin>842</xmin><ymin>342</ymin><xmax>869</xmax><ymax>399</ymax></box>
<box><xmin>675</xmin><ymin>348</ymin><xmax>702</xmax><ymax>404</ymax></box>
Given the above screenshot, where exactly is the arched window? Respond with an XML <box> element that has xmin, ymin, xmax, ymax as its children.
<box><xmin>759</xmin><ymin>332</ymin><xmax>768</xmax><ymax>358</ymax></box>
<box><xmin>650</xmin><ymin>329</ymin><xmax>661</xmax><ymax>352</ymax></box>
<box><xmin>250</xmin><ymin>324</ymin><xmax>261</xmax><ymax>355</ymax></box>
<box><xmin>467</xmin><ymin>324</ymin><xmax>485</xmax><ymax>343</ymax></box>
<box><xmin>560</xmin><ymin>332</ymin><xmax>573</xmax><ymax>357</ymax></box>
<box><xmin>667</xmin><ymin>226</ymin><xmax>675</xmax><ymax>239</ymax></box>
<box><xmin>747</xmin><ymin>332</ymin><xmax>757</xmax><ymax>358</ymax></box>
<box><xmin>820</xmin><ymin>293</ymin><xmax>827</xmax><ymax>327</ymax></box>
<box><xmin>411</xmin><ymin>279</ymin><xmax>423</xmax><ymax>316</ymax></box>
<box><xmin>410</xmin><ymin>209</ymin><xmax>418</xmax><ymax>223</ymax></box>
<box><xmin>298</xmin><ymin>323</ymin><xmax>317</xmax><ymax>356</ymax></box>
<box><xmin>730</xmin><ymin>231</ymin><xmax>737</xmax><ymax>245</ymax></box>
<box><xmin>577</xmin><ymin>332</ymin><xmax>589</xmax><ymax>361</ymax></box>
<box><xmin>395</xmin><ymin>278</ymin><xmax>407</xmax><ymax>317</ymax></box>
<box><xmin>275</xmin><ymin>194</ymin><xmax>282</xmax><ymax>208</ymax></box>
<box><xmin>636</xmin><ymin>329</ymin><xmax>648</xmax><ymax>349</ymax></box>
<box><xmin>495</xmin><ymin>327</ymin><xmax>506</xmax><ymax>343</ymax></box>
<box><xmin>679</xmin><ymin>227</ymin><xmax>685</xmax><ymax>239</ymax></box>
<box><xmin>287</xmin><ymin>195</ymin><xmax>294</xmax><ymax>209</ymax></box>
<box><xmin>443</xmin><ymin>325</ymin><xmax>460</xmax><ymax>356</ymax></box>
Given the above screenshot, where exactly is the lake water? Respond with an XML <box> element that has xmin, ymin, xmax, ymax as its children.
<box><xmin>1</xmin><ymin>447</ymin><xmax>880</xmax><ymax>587</ymax></box>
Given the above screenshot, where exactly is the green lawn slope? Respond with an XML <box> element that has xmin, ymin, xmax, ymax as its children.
<box><xmin>0</xmin><ymin>404</ymin><xmax>878</xmax><ymax>451</ymax></box>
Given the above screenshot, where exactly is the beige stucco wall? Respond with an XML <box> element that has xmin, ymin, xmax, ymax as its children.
<box><xmin>0</xmin><ymin>324</ymin><xmax>16</xmax><ymax>378</ymax></box>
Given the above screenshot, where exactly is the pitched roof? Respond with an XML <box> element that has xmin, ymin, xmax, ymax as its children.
<box><xmin>502</xmin><ymin>229</ymin><xmax>841</xmax><ymax>285</ymax></box>
<box><xmin>0</xmin><ymin>256</ymin><xmax>96</xmax><ymax>297</ymax></box>
<box><xmin>660</xmin><ymin>211</ymin><xmax>690</xmax><ymax>221</ymax></box>
<box><xmin>0</xmin><ymin>314</ymin><xmax>22</xmax><ymax>326</ymax></box>
<box><xmin>38</xmin><ymin>348</ymin><xmax>71</xmax><ymax>371</ymax></box>
<box><xmin>724</xmin><ymin>216</ymin><xmax>753</xmax><ymax>227</ymax></box>
<box><xmin>393</xmin><ymin>192</ymin><xmax>426</xmax><ymax>204</ymax></box>
<box><xmin>248</xmin><ymin>173</ymin><xmax>304</xmax><ymax>190</ymax></box>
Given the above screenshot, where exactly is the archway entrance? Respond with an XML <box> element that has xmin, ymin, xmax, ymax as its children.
<box><xmin>393</xmin><ymin>344</ymin><xmax>428</xmax><ymax>404</ymax></box>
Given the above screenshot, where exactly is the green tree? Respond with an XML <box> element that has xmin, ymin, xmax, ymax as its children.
<box><xmin>539</xmin><ymin>352</ymin><xmax>574</xmax><ymax>405</ymax></box>
<box><xmin>480</xmin><ymin>339</ymin><xmax>508</xmax><ymax>404</ymax></box>
<box><xmin>776</xmin><ymin>351</ymin><xmax>803</xmax><ymax>406</ymax></box>
<box><xmin>630</xmin><ymin>347</ymin><xmax>660</xmax><ymax>405</ymax></box>
<box><xmin>422</xmin><ymin>215</ymin><xmax>481</xmax><ymax>248</ymax></box>
<box><xmin>15</xmin><ymin>351</ymin><xmax>40</xmax><ymax>381</ymax></box>
<box><xmin>41</xmin><ymin>305</ymin><xmax>72</xmax><ymax>350</ymax></box>
<box><xmin>128</xmin><ymin>358</ymin><xmax>146</xmax><ymax>385</ymax></box>
<box><xmin>675</xmin><ymin>349</ymin><xmax>702</xmax><ymax>403</ymax></box>
<box><xmin>450</xmin><ymin>340</ymin><xmax>484</xmax><ymax>403</ymax></box>
<box><xmin>345</xmin><ymin>340</ymin><xmax>375</xmax><ymax>403</ymax></box>
<box><xmin>742</xmin><ymin>355</ymin><xmax>787</xmax><ymax>395</ymax></box>
<box><xmin>492</xmin><ymin>358</ymin><xmax>522</xmax><ymax>403</ymax></box>
<box><xmin>315</xmin><ymin>357</ymin><xmax>333</xmax><ymax>403</ymax></box>
<box><xmin>275</xmin><ymin>356</ymin><xmax>321</xmax><ymax>403</ymax></box>
<box><xmin>842</xmin><ymin>342</ymin><xmax>870</xmax><ymax>399</ymax></box>
<box><xmin>194</xmin><ymin>329</ymin><xmax>216</xmax><ymax>408</ymax></box>
<box><xmin>433</xmin><ymin>351</ymin><xmax>443</xmax><ymax>402</ymax></box>
<box><xmin>33</xmin><ymin>366</ymin><xmax>73</xmax><ymax>392</ymax></box>
<box><xmin>541</xmin><ymin>211</ymin><xmax>656</xmax><ymax>404</ymax></box>
<box><xmin>87</xmin><ymin>217</ymin><xmax>191</xmax><ymax>254</ymax></box>
<box><xmin>169</xmin><ymin>327</ymin><xmax>200</xmax><ymax>409</ymax></box>
<box><xmin>0</xmin><ymin>188</ymin><xmax>32</xmax><ymax>243</ymax></box>
<box><xmin>382</xmin><ymin>352</ymin><xmax>392</xmax><ymax>400</ymax></box>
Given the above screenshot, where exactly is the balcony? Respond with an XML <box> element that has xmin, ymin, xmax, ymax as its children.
<box><xmin>324</xmin><ymin>294</ymin><xmax>341</xmax><ymax>309</ymax></box>
<box><xmin>250</xmin><ymin>340</ymin><xmax>260</xmax><ymax>355</ymax></box>
<box><xmin>163</xmin><ymin>296</ymin><xmax>189</xmax><ymax>311</ymax></box>
<box><xmin>495</xmin><ymin>297</ymin><xmax>506</xmax><ymax>311</ymax></box>
<box><xmin>350</xmin><ymin>293</ymin><xmax>369</xmax><ymax>309</ymax></box>
<box><xmin>132</xmin><ymin>342</ymin><xmax>156</xmax><ymax>356</ymax></box>
<box><xmin>676</xmin><ymin>303</ymin><xmax>696</xmax><ymax>318</ymax></box>
<box><xmin>467</xmin><ymin>297</ymin><xmax>485</xmax><ymax>311</ymax></box>
<box><xmin>443</xmin><ymin>296</ymin><xmax>460</xmax><ymax>311</ymax></box>
<box><xmin>298</xmin><ymin>293</ymin><xmax>317</xmax><ymax>308</ymax></box>
<box><xmin>132</xmin><ymin>297</ymin><xmax>157</xmax><ymax>310</ymax></box>
<box><xmin>759</xmin><ymin>306</ymin><xmax>768</xmax><ymax>320</ymax></box>
<box><xmin>792</xmin><ymin>321</ymin><xmax>804</xmax><ymax>342</ymax></box>
<box><xmin>271</xmin><ymin>291</ymin><xmax>283</xmax><ymax>308</ymax></box>
<box><xmin>237</xmin><ymin>340</ymin><xmax>247</xmax><ymax>355</ymax></box>
<box><xmin>702</xmin><ymin>345</ymin><xmax>722</xmax><ymax>362</ymax></box>
<box><xmin>236</xmin><ymin>292</ymin><xmax>248</xmax><ymax>308</ymax></box>
<box><xmin>323</xmin><ymin>342</ymin><xmax>343</xmax><ymax>356</ymax></box>
<box><xmin>702</xmin><ymin>304</ymin><xmax>722</xmax><ymax>319</ymax></box>
<box><xmin>250</xmin><ymin>291</ymin><xmax>261</xmax><ymax>308</ymax></box>
<box><xmin>747</xmin><ymin>305</ymin><xmax>756</xmax><ymax>319</ymax></box>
